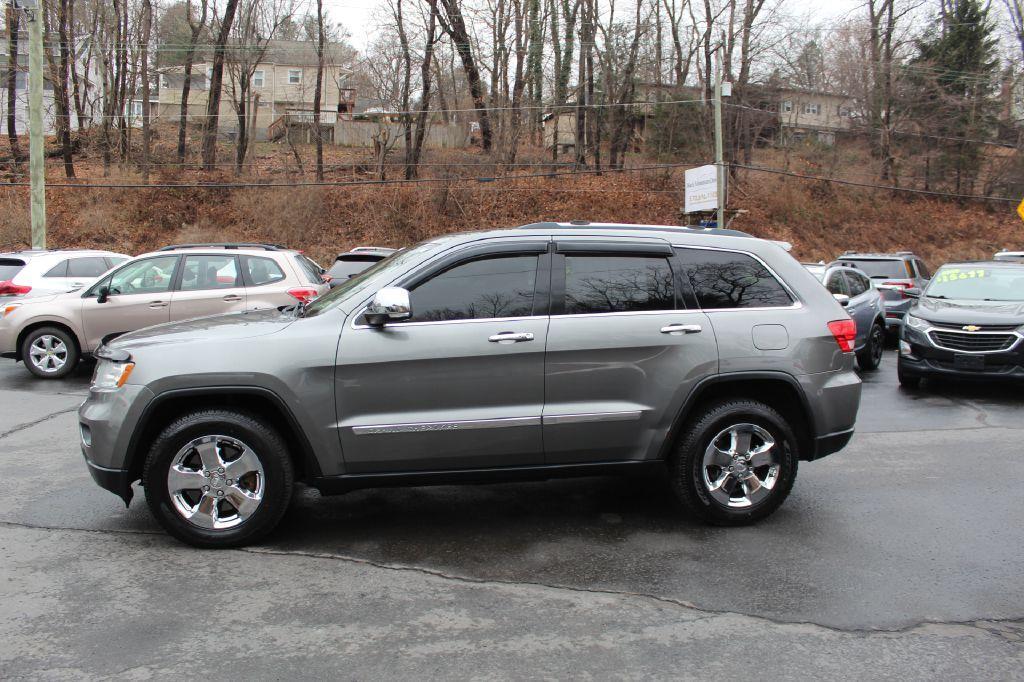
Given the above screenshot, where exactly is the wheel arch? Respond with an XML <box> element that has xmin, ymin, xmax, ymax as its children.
<box><xmin>124</xmin><ymin>386</ymin><xmax>323</xmax><ymax>491</ymax></box>
<box><xmin>660</xmin><ymin>372</ymin><xmax>817</xmax><ymax>462</ymax></box>
<box><xmin>15</xmin><ymin>320</ymin><xmax>83</xmax><ymax>362</ymax></box>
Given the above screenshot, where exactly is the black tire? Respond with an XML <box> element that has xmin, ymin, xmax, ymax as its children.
<box><xmin>143</xmin><ymin>409</ymin><xmax>294</xmax><ymax>548</ymax></box>
<box><xmin>856</xmin><ymin>323</ymin><xmax>885</xmax><ymax>371</ymax></box>
<box><xmin>897</xmin><ymin>356</ymin><xmax>921</xmax><ymax>389</ymax></box>
<box><xmin>669</xmin><ymin>399</ymin><xmax>798</xmax><ymax>526</ymax></box>
<box><xmin>20</xmin><ymin>326</ymin><xmax>80</xmax><ymax>379</ymax></box>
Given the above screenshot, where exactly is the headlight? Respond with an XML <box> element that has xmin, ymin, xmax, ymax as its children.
<box><xmin>905</xmin><ymin>315</ymin><xmax>929</xmax><ymax>331</ymax></box>
<box><xmin>1</xmin><ymin>302</ymin><xmax>20</xmax><ymax>319</ymax></box>
<box><xmin>92</xmin><ymin>359</ymin><xmax>135</xmax><ymax>390</ymax></box>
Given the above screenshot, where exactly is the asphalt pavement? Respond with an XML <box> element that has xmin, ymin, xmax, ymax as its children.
<box><xmin>1</xmin><ymin>355</ymin><xmax>1022</xmax><ymax>679</ymax></box>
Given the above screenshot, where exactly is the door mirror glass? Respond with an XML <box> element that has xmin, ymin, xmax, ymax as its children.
<box><xmin>96</xmin><ymin>285</ymin><xmax>110</xmax><ymax>304</ymax></box>
<box><xmin>365</xmin><ymin>287</ymin><xmax>412</xmax><ymax>326</ymax></box>
<box><xmin>833</xmin><ymin>293</ymin><xmax>850</xmax><ymax>307</ymax></box>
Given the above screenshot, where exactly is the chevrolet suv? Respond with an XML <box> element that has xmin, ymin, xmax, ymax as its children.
<box><xmin>0</xmin><ymin>243</ymin><xmax>329</xmax><ymax>379</ymax></box>
<box><xmin>77</xmin><ymin>223</ymin><xmax>862</xmax><ymax>548</ymax></box>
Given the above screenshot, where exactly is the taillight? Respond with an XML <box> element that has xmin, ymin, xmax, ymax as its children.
<box><xmin>828</xmin><ymin>319</ymin><xmax>857</xmax><ymax>353</ymax></box>
<box><xmin>287</xmin><ymin>287</ymin><xmax>319</xmax><ymax>303</ymax></box>
<box><xmin>0</xmin><ymin>280</ymin><xmax>31</xmax><ymax>296</ymax></box>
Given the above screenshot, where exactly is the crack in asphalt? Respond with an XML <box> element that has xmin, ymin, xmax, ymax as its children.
<box><xmin>2</xmin><ymin>518</ymin><xmax>1022</xmax><ymax>641</ymax></box>
<box><xmin>0</xmin><ymin>406</ymin><xmax>81</xmax><ymax>441</ymax></box>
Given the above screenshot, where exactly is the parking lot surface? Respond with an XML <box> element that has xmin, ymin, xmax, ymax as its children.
<box><xmin>1</xmin><ymin>356</ymin><xmax>1022</xmax><ymax>678</ymax></box>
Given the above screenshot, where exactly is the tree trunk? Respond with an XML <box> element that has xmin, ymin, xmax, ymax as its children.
<box><xmin>435</xmin><ymin>0</ymin><xmax>493</xmax><ymax>151</ymax></box>
<box><xmin>313</xmin><ymin>0</ymin><xmax>326</xmax><ymax>181</ymax></box>
<box><xmin>140</xmin><ymin>0</ymin><xmax>152</xmax><ymax>183</ymax></box>
<box><xmin>409</xmin><ymin>5</ymin><xmax>438</xmax><ymax>177</ymax></box>
<box><xmin>201</xmin><ymin>0</ymin><xmax>240</xmax><ymax>171</ymax></box>
<box><xmin>6</xmin><ymin>2</ymin><xmax>22</xmax><ymax>169</ymax></box>
<box><xmin>178</xmin><ymin>0</ymin><xmax>209</xmax><ymax>164</ymax></box>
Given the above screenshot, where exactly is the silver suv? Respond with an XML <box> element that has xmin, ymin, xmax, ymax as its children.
<box><xmin>831</xmin><ymin>252</ymin><xmax>931</xmax><ymax>335</ymax></box>
<box><xmin>0</xmin><ymin>243</ymin><xmax>329</xmax><ymax>378</ymax></box>
<box><xmin>78</xmin><ymin>223</ymin><xmax>863</xmax><ymax>547</ymax></box>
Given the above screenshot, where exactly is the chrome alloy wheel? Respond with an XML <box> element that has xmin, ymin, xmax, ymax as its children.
<box><xmin>167</xmin><ymin>435</ymin><xmax>265</xmax><ymax>530</ymax></box>
<box><xmin>701</xmin><ymin>423</ymin><xmax>780</xmax><ymax>508</ymax></box>
<box><xmin>29</xmin><ymin>335</ymin><xmax>69</xmax><ymax>374</ymax></box>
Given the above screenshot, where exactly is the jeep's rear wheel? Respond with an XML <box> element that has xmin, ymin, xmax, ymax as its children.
<box><xmin>143</xmin><ymin>409</ymin><xmax>293</xmax><ymax>548</ymax></box>
<box><xmin>669</xmin><ymin>400</ymin><xmax>798</xmax><ymax>525</ymax></box>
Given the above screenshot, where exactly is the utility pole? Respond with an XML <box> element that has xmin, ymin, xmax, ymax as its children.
<box><xmin>713</xmin><ymin>47</ymin><xmax>725</xmax><ymax>230</ymax></box>
<box><xmin>17</xmin><ymin>0</ymin><xmax>45</xmax><ymax>248</ymax></box>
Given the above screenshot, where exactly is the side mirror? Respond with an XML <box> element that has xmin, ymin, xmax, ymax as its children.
<box><xmin>96</xmin><ymin>286</ymin><xmax>110</xmax><ymax>304</ymax></box>
<box><xmin>833</xmin><ymin>293</ymin><xmax>850</xmax><ymax>307</ymax></box>
<box><xmin>365</xmin><ymin>287</ymin><xmax>412</xmax><ymax>326</ymax></box>
<box><xmin>905</xmin><ymin>288</ymin><xmax>921</xmax><ymax>299</ymax></box>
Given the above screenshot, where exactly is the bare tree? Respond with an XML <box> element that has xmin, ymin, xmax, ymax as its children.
<box><xmin>6</xmin><ymin>1</ymin><xmax>22</xmax><ymax>169</ymax></box>
<box><xmin>201</xmin><ymin>0</ymin><xmax>241</xmax><ymax>170</ymax></box>
<box><xmin>177</xmin><ymin>0</ymin><xmax>209</xmax><ymax>163</ymax></box>
<box><xmin>44</xmin><ymin>0</ymin><xmax>77</xmax><ymax>177</ymax></box>
<box><xmin>139</xmin><ymin>0</ymin><xmax>153</xmax><ymax>182</ymax></box>
<box><xmin>313</xmin><ymin>0</ymin><xmax>326</xmax><ymax>180</ymax></box>
<box><xmin>432</xmin><ymin>0</ymin><xmax>494</xmax><ymax>151</ymax></box>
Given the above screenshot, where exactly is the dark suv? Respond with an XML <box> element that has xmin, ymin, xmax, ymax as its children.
<box><xmin>78</xmin><ymin>223</ymin><xmax>863</xmax><ymax>547</ymax></box>
<box><xmin>898</xmin><ymin>261</ymin><xmax>1024</xmax><ymax>387</ymax></box>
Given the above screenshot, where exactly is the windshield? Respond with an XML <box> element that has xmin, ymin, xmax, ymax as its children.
<box><xmin>924</xmin><ymin>265</ymin><xmax>1024</xmax><ymax>302</ymax></box>
<box><xmin>838</xmin><ymin>259</ymin><xmax>909</xmax><ymax>279</ymax></box>
<box><xmin>303</xmin><ymin>239</ymin><xmax>445</xmax><ymax>317</ymax></box>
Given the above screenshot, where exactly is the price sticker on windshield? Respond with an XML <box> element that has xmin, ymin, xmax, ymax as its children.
<box><xmin>934</xmin><ymin>268</ymin><xmax>988</xmax><ymax>284</ymax></box>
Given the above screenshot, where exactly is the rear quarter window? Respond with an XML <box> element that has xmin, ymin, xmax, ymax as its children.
<box><xmin>293</xmin><ymin>254</ymin><xmax>325</xmax><ymax>284</ymax></box>
<box><xmin>242</xmin><ymin>256</ymin><xmax>287</xmax><ymax>287</ymax></box>
<box><xmin>676</xmin><ymin>248</ymin><xmax>794</xmax><ymax>309</ymax></box>
<box><xmin>0</xmin><ymin>258</ymin><xmax>27</xmax><ymax>280</ymax></box>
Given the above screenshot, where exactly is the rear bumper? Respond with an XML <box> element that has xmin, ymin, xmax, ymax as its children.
<box><xmin>812</xmin><ymin>428</ymin><xmax>855</xmax><ymax>460</ymax></box>
<box><xmin>799</xmin><ymin>367</ymin><xmax>862</xmax><ymax>461</ymax></box>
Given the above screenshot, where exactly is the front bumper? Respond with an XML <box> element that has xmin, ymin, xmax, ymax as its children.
<box><xmin>0</xmin><ymin>320</ymin><xmax>17</xmax><ymax>357</ymax></box>
<box><xmin>900</xmin><ymin>327</ymin><xmax>1024</xmax><ymax>381</ymax></box>
<box><xmin>83</xmin><ymin>456</ymin><xmax>133</xmax><ymax>505</ymax></box>
<box><xmin>78</xmin><ymin>384</ymin><xmax>155</xmax><ymax>503</ymax></box>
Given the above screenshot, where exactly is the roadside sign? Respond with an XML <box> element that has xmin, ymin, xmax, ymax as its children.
<box><xmin>1017</xmin><ymin>198</ymin><xmax>1024</xmax><ymax>223</ymax></box>
<box><xmin>685</xmin><ymin>165</ymin><xmax>718</xmax><ymax>214</ymax></box>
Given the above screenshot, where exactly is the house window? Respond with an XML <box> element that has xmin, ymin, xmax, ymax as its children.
<box><xmin>781</xmin><ymin>100</ymin><xmax>792</xmax><ymax>113</ymax></box>
<box><xmin>288</xmin><ymin>69</ymin><xmax>302</xmax><ymax>85</ymax></box>
<box><xmin>802</xmin><ymin>102</ymin><xmax>820</xmax><ymax>115</ymax></box>
<box><xmin>253</xmin><ymin>70</ymin><xmax>264</xmax><ymax>88</ymax></box>
<box><xmin>838</xmin><ymin>106</ymin><xmax>850</xmax><ymax>117</ymax></box>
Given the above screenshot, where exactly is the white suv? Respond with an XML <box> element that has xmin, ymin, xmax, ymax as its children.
<box><xmin>0</xmin><ymin>249</ymin><xmax>130</xmax><ymax>299</ymax></box>
<box><xmin>0</xmin><ymin>243</ymin><xmax>329</xmax><ymax>378</ymax></box>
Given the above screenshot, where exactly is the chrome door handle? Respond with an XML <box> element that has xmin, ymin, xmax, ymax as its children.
<box><xmin>148</xmin><ymin>301</ymin><xmax>168</xmax><ymax>309</ymax></box>
<box><xmin>488</xmin><ymin>331</ymin><xmax>535</xmax><ymax>343</ymax></box>
<box><xmin>661</xmin><ymin>323</ymin><xmax>702</xmax><ymax>335</ymax></box>
<box><xmin>223</xmin><ymin>294</ymin><xmax>243</xmax><ymax>302</ymax></box>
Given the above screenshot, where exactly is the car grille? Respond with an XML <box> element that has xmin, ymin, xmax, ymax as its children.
<box><xmin>928</xmin><ymin>330</ymin><xmax>1019</xmax><ymax>353</ymax></box>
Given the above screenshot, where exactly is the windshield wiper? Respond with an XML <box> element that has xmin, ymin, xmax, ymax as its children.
<box><xmin>926</xmin><ymin>294</ymin><xmax>948</xmax><ymax>299</ymax></box>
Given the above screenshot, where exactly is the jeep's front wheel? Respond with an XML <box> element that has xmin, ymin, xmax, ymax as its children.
<box><xmin>143</xmin><ymin>409</ymin><xmax>294</xmax><ymax>548</ymax></box>
<box><xmin>669</xmin><ymin>400</ymin><xmax>798</xmax><ymax>525</ymax></box>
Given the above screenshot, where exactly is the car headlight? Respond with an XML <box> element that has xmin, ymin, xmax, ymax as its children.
<box><xmin>92</xmin><ymin>359</ymin><xmax>135</xmax><ymax>390</ymax></box>
<box><xmin>905</xmin><ymin>315</ymin><xmax>929</xmax><ymax>331</ymax></box>
<box><xmin>1</xmin><ymin>302</ymin><xmax>20</xmax><ymax>319</ymax></box>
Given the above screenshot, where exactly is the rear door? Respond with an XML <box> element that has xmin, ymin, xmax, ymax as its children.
<box><xmin>65</xmin><ymin>256</ymin><xmax>114</xmax><ymax>291</ymax></box>
<box><xmin>169</xmin><ymin>254</ymin><xmax>247</xmax><ymax>320</ymax></box>
<box><xmin>542</xmin><ymin>240</ymin><xmax>718</xmax><ymax>464</ymax></box>
<box><xmin>81</xmin><ymin>255</ymin><xmax>179</xmax><ymax>349</ymax></box>
<box><xmin>842</xmin><ymin>270</ymin><xmax>875</xmax><ymax>347</ymax></box>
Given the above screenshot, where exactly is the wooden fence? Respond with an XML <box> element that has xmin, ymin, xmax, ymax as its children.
<box><xmin>333</xmin><ymin>121</ymin><xmax>467</xmax><ymax>149</ymax></box>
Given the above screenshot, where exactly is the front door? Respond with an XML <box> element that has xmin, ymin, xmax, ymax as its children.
<box><xmin>842</xmin><ymin>269</ymin><xmax>875</xmax><ymax>348</ymax></box>
<box><xmin>335</xmin><ymin>246</ymin><xmax>550</xmax><ymax>473</ymax></box>
<box><xmin>169</xmin><ymin>254</ymin><xmax>247</xmax><ymax>321</ymax></box>
<box><xmin>81</xmin><ymin>255</ymin><xmax>180</xmax><ymax>350</ymax></box>
<box><xmin>543</xmin><ymin>243</ymin><xmax>719</xmax><ymax>464</ymax></box>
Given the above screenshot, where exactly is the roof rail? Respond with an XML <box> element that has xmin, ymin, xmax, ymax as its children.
<box><xmin>516</xmin><ymin>221</ymin><xmax>755</xmax><ymax>238</ymax></box>
<box><xmin>158</xmin><ymin>243</ymin><xmax>285</xmax><ymax>252</ymax></box>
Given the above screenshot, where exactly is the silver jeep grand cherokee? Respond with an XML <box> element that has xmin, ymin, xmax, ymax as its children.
<box><xmin>79</xmin><ymin>223</ymin><xmax>862</xmax><ymax>548</ymax></box>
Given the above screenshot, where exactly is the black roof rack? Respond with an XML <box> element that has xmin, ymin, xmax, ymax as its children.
<box><xmin>516</xmin><ymin>221</ymin><xmax>754</xmax><ymax>238</ymax></box>
<box><xmin>158</xmin><ymin>243</ymin><xmax>285</xmax><ymax>252</ymax></box>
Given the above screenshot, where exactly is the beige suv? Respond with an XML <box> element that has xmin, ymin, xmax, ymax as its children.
<box><xmin>0</xmin><ymin>243</ymin><xmax>329</xmax><ymax>378</ymax></box>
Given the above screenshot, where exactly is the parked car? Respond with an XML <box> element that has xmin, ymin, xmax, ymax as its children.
<box><xmin>77</xmin><ymin>221</ymin><xmax>862</xmax><ymax>548</ymax></box>
<box><xmin>803</xmin><ymin>263</ymin><xmax>886</xmax><ymax>370</ymax></box>
<box><xmin>0</xmin><ymin>249</ymin><xmax>129</xmax><ymax>299</ymax></box>
<box><xmin>897</xmin><ymin>260</ymin><xmax>1024</xmax><ymax>387</ymax></box>
<box><xmin>0</xmin><ymin>243</ymin><xmax>329</xmax><ymax>379</ymax></box>
<box><xmin>831</xmin><ymin>252</ymin><xmax>930</xmax><ymax>336</ymax></box>
<box><xmin>326</xmin><ymin>247</ymin><xmax>396</xmax><ymax>287</ymax></box>
<box><xmin>993</xmin><ymin>249</ymin><xmax>1024</xmax><ymax>263</ymax></box>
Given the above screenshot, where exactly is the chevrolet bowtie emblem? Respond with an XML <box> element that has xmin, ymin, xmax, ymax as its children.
<box><xmin>962</xmin><ymin>325</ymin><xmax>982</xmax><ymax>332</ymax></box>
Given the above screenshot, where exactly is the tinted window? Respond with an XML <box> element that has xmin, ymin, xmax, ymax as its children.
<box><xmin>102</xmin><ymin>256</ymin><xmax>178</xmax><ymax>296</ymax></box>
<box><xmin>244</xmin><ymin>256</ymin><xmax>286</xmax><ymax>287</ymax></box>
<box><xmin>328</xmin><ymin>256</ymin><xmax>382</xmax><ymax>280</ymax></box>
<box><xmin>409</xmin><ymin>255</ymin><xmax>538</xmax><ymax>322</ymax></box>
<box><xmin>677</xmin><ymin>249</ymin><xmax>793</xmax><ymax>309</ymax></box>
<box><xmin>180</xmin><ymin>255</ymin><xmax>240</xmax><ymax>291</ymax></box>
<box><xmin>825</xmin><ymin>271</ymin><xmax>848</xmax><ymax>296</ymax></box>
<box><xmin>293</xmin><ymin>254</ymin><xmax>325</xmax><ymax>284</ymax></box>
<box><xmin>107</xmin><ymin>257</ymin><xmax>128</xmax><ymax>268</ymax></box>
<box><xmin>0</xmin><ymin>258</ymin><xmax>26</xmax><ymax>280</ymax></box>
<box><xmin>44</xmin><ymin>260</ymin><xmax>69</xmax><ymax>277</ymax></box>
<box><xmin>564</xmin><ymin>255</ymin><xmax>675</xmax><ymax>314</ymax></box>
<box><xmin>68</xmin><ymin>257</ymin><xmax>110</xmax><ymax>278</ymax></box>
<box><xmin>914</xmin><ymin>259</ymin><xmax>931</xmax><ymax>279</ymax></box>
<box><xmin>844</xmin><ymin>271</ymin><xmax>869</xmax><ymax>297</ymax></box>
<box><xmin>839</xmin><ymin>258</ymin><xmax>908</xmax><ymax>279</ymax></box>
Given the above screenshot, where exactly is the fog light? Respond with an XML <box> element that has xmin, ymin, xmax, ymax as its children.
<box><xmin>80</xmin><ymin>423</ymin><xmax>92</xmax><ymax>448</ymax></box>
<box><xmin>899</xmin><ymin>340</ymin><xmax>912</xmax><ymax>355</ymax></box>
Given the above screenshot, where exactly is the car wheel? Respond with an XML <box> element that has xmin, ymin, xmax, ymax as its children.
<box><xmin>857</xmin><ymin>323</ymin><xmax>885</xmax><ymax>371</ymax></box>
<box><xmin>21</xmin><ymin>326</ymin><xmax>79</xmax><ymax>379</ymax></box>
<box><xmin>897</xmin><ymin>356</ymin><xmax>921</xmax><ymax>389</ymax></box>
<box><xmin>669</xmin><ymin>399</ymin><xmax>798</xmax><ymax>526</ymax></box>
<box><xmin>143</xmin><ymin>409</ymin><xmax>294</xmax><ymax>548</ymax></box>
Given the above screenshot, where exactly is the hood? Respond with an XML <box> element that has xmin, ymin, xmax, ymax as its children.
<box><xmin>109</xmin><ymin>307</ymin><xmax>298</xmax><ymax>351</ymax></box>
<box><xmin>912</xmin><ymin>296</ymin><xmax>1024</xmax><ymax>327</ymax></box>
